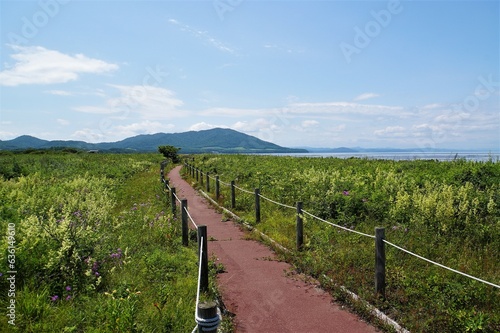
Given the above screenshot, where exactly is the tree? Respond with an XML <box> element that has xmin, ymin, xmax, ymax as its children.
<box><xmin>158</xmin><ymin>145</ymin><xmax>181</xmax><ymax>163</ymax></box>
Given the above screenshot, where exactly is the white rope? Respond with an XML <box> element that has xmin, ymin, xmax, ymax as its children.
<box><xmin>193</xmin><ymin>236</ymin><xmax>221</xmax><ymax>332</ymax></box>
<box><xmin>383</xmin><ymin>240</ymin><xmax>500</xmax><ymax>289</ymax></box>
<box><xmin>219</xmin><ymin>179</ymin><xmax>232</xmax><ymax>187</ymax></box>
<box><xmin>301</xmin><ymin>209</ymin><xmax>375</xmax><ymax>239</ymax></box>
<box><xmin>258</xmin><ymin>193</ymin><xmax>296</xmax><ymax>210</ymax></box>
<box><xmin>184</xmin><ymin>206</ymin><xmax>198</xmax><ymax>229</ymax></box>
<box><xmin>233</xmin><ymin>184</ymin><xmax>254</xmax><ymax>195</ymax></box>
<box><xmin>173</xmin><ymin>192</ymin><xmax>182</xmax><ymax>204</ymax></box>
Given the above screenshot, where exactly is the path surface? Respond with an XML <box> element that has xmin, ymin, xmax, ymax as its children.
<box><xmin>168</xmin><ymin>166</ymin><xmax>378</xmax><ymax>333</ymax></box>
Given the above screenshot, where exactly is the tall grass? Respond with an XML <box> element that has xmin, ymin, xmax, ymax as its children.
<box><xmin>0</xmin><ymin>153</ymin><xmax>202</xmax><ymax>332</ymax></box>
<box><xmin>188</xmin><ymin>154</ymin><xmax>500</xmax><ymax>333</ymax></box>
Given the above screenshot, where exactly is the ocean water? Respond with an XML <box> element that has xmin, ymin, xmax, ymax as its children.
<box><xmin>270</xmin><ymin>152</ymin><xmax>500</xmax><ymax>162</ymax></box>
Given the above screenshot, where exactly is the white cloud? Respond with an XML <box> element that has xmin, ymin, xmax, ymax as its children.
<box><xmin>74</xmin><ymin>85</ymin><xmax>186</xmax><ymax>119</ymax></box>
<box><xmin>0</xmin><ymin>45</ymin><xmax>118</xmax><ymax>86</ymax></box>
<box><xmin>353</xmin><ymin>92</ymin><xmax>380</xmax><ymax>101</ymax></box>
<box><xmin>421</xmin><ymin>103</ymin><xmax>445</xmax><ymax>110</ymax></box>
<box><xmin>374</xmin><ymin>126</ymin><xmax>407</xmax><ymax>138</ymax></box>
<box><xmin>301</xmin><ymin>120</ymin><xmax>319</xmax><ymax>128</ymax></box>
<box><xmin>73</xmin><ymin>106</ymin><xmax>119</xmax><ymax>114</ymax></box>
<box><xmin>289</xmin><ymin>101</ymin><xmax>407</xmax><ymax>117</ymax></box>
<box><xmin>189</xmin><ymin>122</ymin><xmax>227</xmax><ymax>131</ymax></box>
<box><xmin>168</xmin><ymin>18</ymin><xmax>235</xmax><ymax>54</ymax></box>
<box><xmin>71</xmin><ymin>128</ymin><xmax>106</xmax><ymax>143</ymax></box>
<box><xmin>45</xmin><ymin>90</ymin><xmax>73</xmax><ymax>96</ymax></box>
<box><xmin>113</xmin><ymin>121</ymin><xmax>175</xmax><ymax>137</ymax></box>
<box><xmin>57</xmin><ymin>118</ymin><xmax>70</xmax><ymax>126</ymax></box>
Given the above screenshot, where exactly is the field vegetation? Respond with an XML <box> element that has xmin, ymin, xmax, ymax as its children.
<box><xmin>187</xmin><ymin>154</ymin><xmax>500</xmax><ymax>333</ymax></box>
<box><xmin>0</xmin><ymin>151</ymin><xmax>223</xmax><ymax>332</ymax></box>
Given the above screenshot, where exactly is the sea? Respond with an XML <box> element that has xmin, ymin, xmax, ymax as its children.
<box><xmin>269</xmin><ymin>151</ymin><xmax>500</xmax><ymax>162</ymax></box>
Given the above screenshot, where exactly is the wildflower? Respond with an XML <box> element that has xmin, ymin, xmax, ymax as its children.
<box><xmin>0</xmin><ymin>272</ymin><xmax>3</xmax><ymax>277</ymax></box>
<box><xmin>362</xmin><ymin>198</ymin><xmax>368</xmax><ymax>202</ymax></box>
<box><xmin>66</xmin><ymin>295</ymin><xmax>72</xmax><ymax>301</ymax></box>
<box><xmin>342</xmin><ymin>190</ymin><xmax>350</xmax><ymax>196</ymax></box>
<box><xmin>51</xmin><ymin>295</ymin><xmax>59</xmax><ymax>302</ymax></box>
<box><xmin>65</xmin><ymin>286</ymin><xmax>72</xmax><ymax>291</ymax></box>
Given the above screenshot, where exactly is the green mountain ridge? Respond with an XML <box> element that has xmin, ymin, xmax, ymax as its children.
<box><xmin>0</xmin><ymin>128</ymin><xmax>307</xmax><ymax>154</ymax></box>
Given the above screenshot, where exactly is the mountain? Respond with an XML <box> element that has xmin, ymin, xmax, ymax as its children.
<box><xmin>0</xmin><ymin>128</ymin><xmax>308</xmax><ymax>154</ymax></box>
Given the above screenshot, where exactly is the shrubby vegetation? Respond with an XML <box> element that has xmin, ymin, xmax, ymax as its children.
<box><xmin>188</xmin><ymin>154</ymin><xmax>500</xmax><ymax>333</ymax></box>
<box><xmin>0</xmin><ymin>153</ymin><xmax>205</xmax><ymax>332</ymax></box>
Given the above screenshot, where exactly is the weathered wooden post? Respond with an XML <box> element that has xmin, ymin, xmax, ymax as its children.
<box><xmin>170</xmin><ymin>187</ymin><xmax>177</xmax><ymax>216</ymax></box>
<box><xmin>197</xmin><ymin>301</ymin><xmax>219</xmax><ymax>333</ymax></box>
<box><xmin>196</xmin><ymin>169</ymin><xmax>199</xmax><ymax>182</ymax></box>
<box><xmin>375</xmin><ymin>227</ymin><xmax>386</xmax><ymax>298</ymax></box>
<box><xmin>255</xmin><ymin>188</ymin><xmax>261</xmax><ymax>223</ymax></box>
<box><xmin>230</xmin><ymin>181</ymin><xmax>236</xmax><ymax>209</ymax></box>
<box><xmin>197</xmin><ymin>225</ymin><xmax>209</xmax><ymax>293</ymax></box>
<box><xmin>206</xmin><ymin>172</ymin><xmax>210</xmax><ymax>192</ymax></box>
<box><xmin>200</xmin><ymin>171</ymin><xmax>204</xmax><ymax>186</ymax></box>
<box><xmin>215</xmin><ymin>176</ymin><xmax>220</xmax><ymax>201</ymax></box>
<box><xmin>296</xmin><ymin>201</ymin><xmax>304</xmax><ymax>251</ymax></box>
<box><xmin>181</xmin><ymin>199</ymin><xmax>188</xmax><ymax>246</ymax></box>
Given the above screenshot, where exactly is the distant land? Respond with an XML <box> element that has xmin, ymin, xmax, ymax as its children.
<box><xmin>0</xmin><ymin>128</ymin><xmax>307</xmax><ymax>154</ymax></box>
<box><xmin>1</xmin><ymin>128</ymin><xmax>497</xmax><ymax>155</ymax></box>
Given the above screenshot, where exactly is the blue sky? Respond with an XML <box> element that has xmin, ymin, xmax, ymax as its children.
<box><xmin>1</xmin><ymin>0</ymin><xmax>499</xmax><ymax>150</ymax></box>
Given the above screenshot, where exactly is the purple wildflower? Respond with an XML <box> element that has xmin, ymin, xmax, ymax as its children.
<box><xmin>65</xmin><ymin>286</ymin><xmax>72</xmax><ymax>291</ymax></box>
<box><xmin>66</xmin><ymin>295</ymin><xmax>72</xmax><ymax>301</ymax></box>
<box><xmin>51</xmin><ymin>295</ymin><xmax>59</xmax><ymax>302</ymax></box>
<box><xmin>342</xmin><ymin>190</ymin><xmax>350</xmax><ymax>196</ymax></box>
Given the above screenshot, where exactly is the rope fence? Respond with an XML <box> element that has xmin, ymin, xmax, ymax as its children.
<box><xmin>302</xmin><ymin>209</ymin><xmax>375</xmax><ymax>239</ymax></box>
<box><xmin>184</xmin><ymin>206</ymin><xmax>198</xmax><ymax>229</ymax></box>
<box><xmin>258</xmin><ymin>193</ymin><xmax>296</xmax><ymax>210</ymax></box>
<box><xmin>233</xmin><ymin>184</ymin><xmax>254</xmax><ymax>195</ymax></box>
<box><xmin>182</xmin><ymin>162</ymin><xmax>500</xmax><ymax>293</ymax></box>
<box><xmin>160</xmin><ymin>162</ymin><xmax>221</xmax><ymax>333</ymax></box>
<box><xmin>383</xmin><ymin>239</ymin><xmax>500</xmax><ymax>289</ymax></box>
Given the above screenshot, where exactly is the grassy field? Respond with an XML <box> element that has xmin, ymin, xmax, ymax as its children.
<box><xmin>187</xmin><ymin>154</ymin><xmax>500</xmax><ymax>333</ymax></box>
<box><xmin>0</xmin><ymin>151</ymin><xmax>229</xmax><ymax>332</ymax></box>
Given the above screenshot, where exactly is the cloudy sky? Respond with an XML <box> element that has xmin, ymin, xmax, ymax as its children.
<box><xmin>0</xmin><ymin>0</ymin><xmax>498</xmax><ymax>150</ymax></box>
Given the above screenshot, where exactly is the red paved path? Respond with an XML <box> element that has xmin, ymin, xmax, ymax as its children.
<box><xmin>168</xmin><ymin>166</ymin><xmax>378</xmax><ymax>333</ymax></box>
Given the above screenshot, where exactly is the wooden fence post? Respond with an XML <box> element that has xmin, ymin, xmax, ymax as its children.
<box><xmin>296</xmin><ymin>201</ymin><xmax>303</xmax><ymax>251</ymax></box>
<box><xmin>215</xmin><ymin>176</ymin><xmax>220</xmax><ymax>201</ymax></box>
<box><xmin>200</xmin><ymin>171</ymin><xmax>204</xmax><ymax>186</ymax></box>
<box><xmin>230</xmin><ymin>181</ymin><xmax>236</xmax><ymax>209</ymax></box>
<box><xmin>375</xmin><ymin>227</ymin><xmax>386</xmax><ymax>298</ymax></box>
<box><xmin>181</xmin><ymin>199</ymin><xmax>188</xmax><ymax>246</ymax></box>
<box><xmin>255</xmin><ymin>188</ymin><xmax>261</xmax><ymax>223</ymax></box>
<box><xmin>170</xmin><ymin>187</ymin><xmax>177</xmax><ymax>217</ymax></box>
<box><xmin>197</xmin><ymin>225</ymin><xmax>209</xmax><ymax>293</ymax></box>
<box><xmin>196</xmin><ymin>169</ymin><xmax>199</xmax><ymax>182</ymax></box>
<box><xmin>206</xmin><ymin>172</ymin><xmax>210</xmax><ymax>192</ymax></box>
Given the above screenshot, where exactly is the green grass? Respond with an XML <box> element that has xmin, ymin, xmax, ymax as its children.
<box><xmin>0</xmin><ymin>153</ymin><xmax>228</xmax><ymax>332</ymax></box>
<box><xmin>185</xmin><ymin>154</ymin><xmax>500</xmax><ymax>333</ymax></box>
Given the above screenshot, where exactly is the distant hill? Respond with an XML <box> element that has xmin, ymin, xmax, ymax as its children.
<box><xmin>0</xmin><ymin>128</ymin><xmax>308</xmax><ymax>154</ymax></box>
